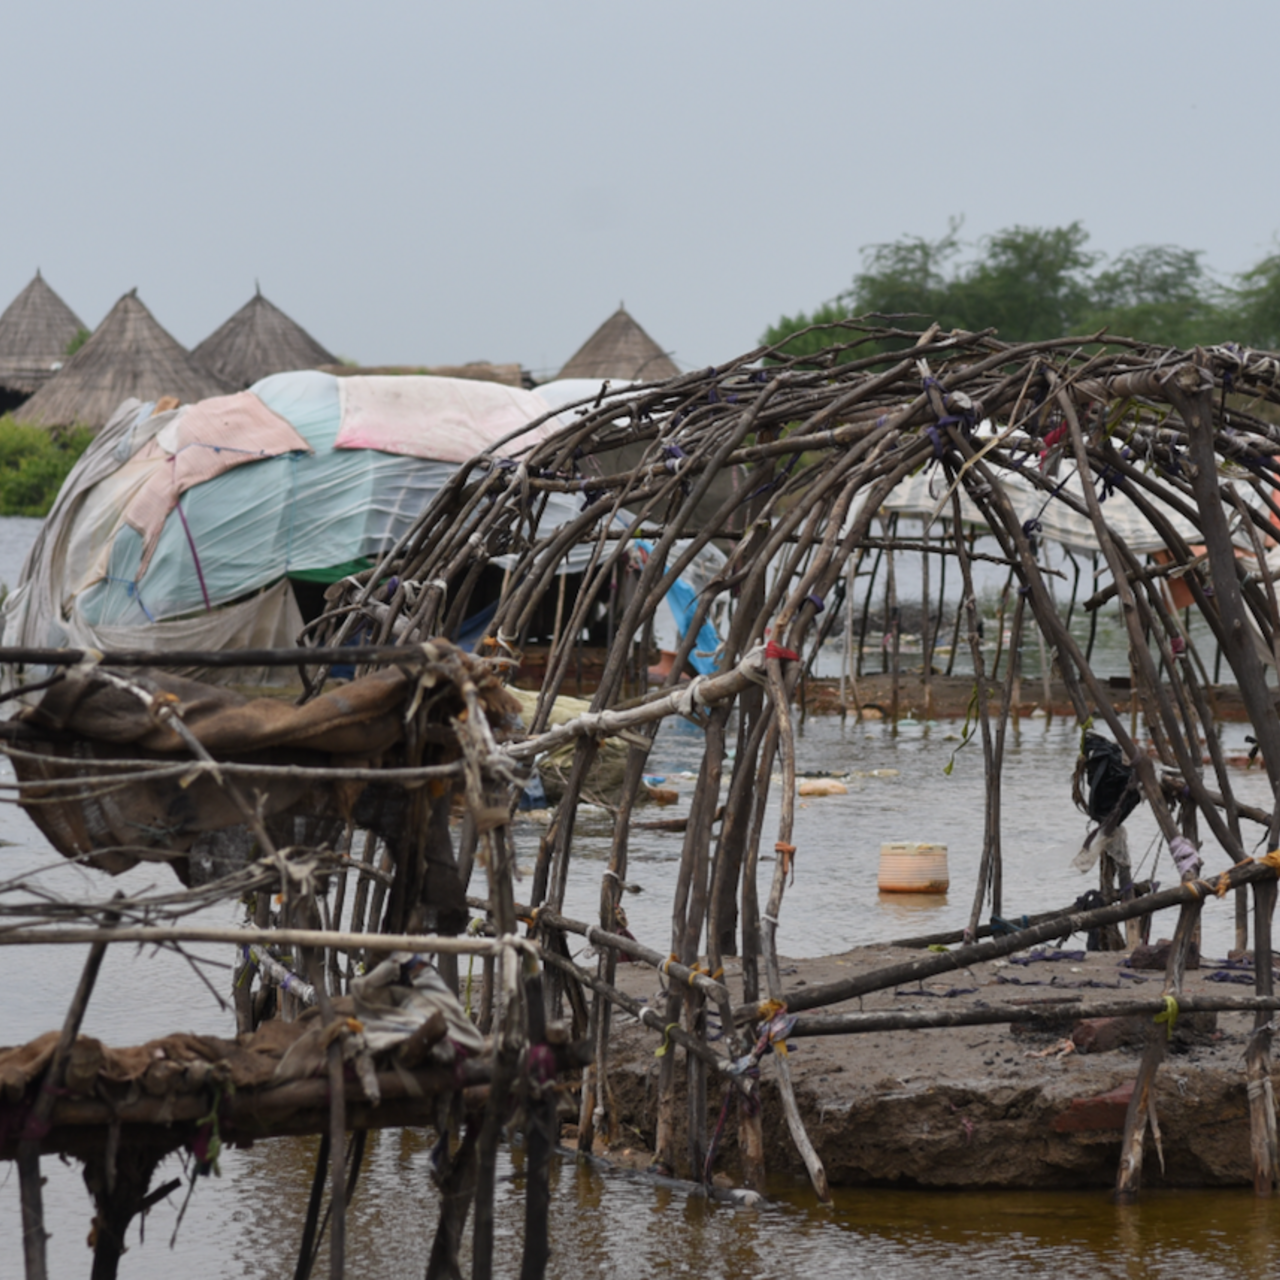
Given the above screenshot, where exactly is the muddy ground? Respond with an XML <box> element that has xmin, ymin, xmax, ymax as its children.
<box><xmin>580</xmin><ymin>944</ymin><xmax>1279</xmax><ymax>1191</ymax></box>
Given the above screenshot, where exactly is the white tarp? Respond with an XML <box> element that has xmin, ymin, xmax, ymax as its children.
<box><xmin>876</xmin><ymin>464</ymin><xmax>1207</xmax><ymax>555</ymax></box>
<box><xmin>335</xmin><ymin>375</ymin><xmax>558</xmax><ymax>462</ymax></box>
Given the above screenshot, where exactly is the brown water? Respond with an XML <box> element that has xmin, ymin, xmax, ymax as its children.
<box><xmin>2</xmin><ymin>517</ymin><xmax>1278</xmax><ymax>1276</ymax></box>
<box><xmin>22</xmin><ymin>1135</ymin><xmax>1269</xmax><ymax>1279</ymax></box>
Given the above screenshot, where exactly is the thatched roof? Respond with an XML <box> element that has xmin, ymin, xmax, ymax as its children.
<box><xmin>15</xmin><ymin>290</ymin><xmax>227</xmax><ymax>430</ymax></box>
<box><xmin>556</xmin><ymin>305</ymin><xmax>680</xmax><ymax>381</ymax></box>
<box><xmin>317</xmin><ymin>361</ymin><xmax>526</xmax><ymax>388</ymax></box>
<box><xmin>0</xmin><ymin>270</ymin><xmax>86</xmax><ymax>395</ymax></box>
<box><xmin>192</xmin><ymin>287</ymin><xmax>337</xmax><ymax>391</ymax></box>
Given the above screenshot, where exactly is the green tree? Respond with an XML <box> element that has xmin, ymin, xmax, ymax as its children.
<box><xmin>761</xmin><ymin>300</ymin><xmax>867</xmax><ymax>363</ymax></box>
<box><xmin>762</xmin><ymin>223</ymin><xmax>963</xmax><ymax>362</ymax></box>
<box><xmin>761</xmin><ymin>221</ymin><xmax>1280</xmax><ymax>361</ymax></box>
<box><xmin>845</xmin><ymin>221</ymin><xmax>962</xmax><ymax>322</ymax></box>
<box><xmin>1231</xmin><ymin>251</ymin><xmax>1280</xmax><ymax>349</ymax></box>
<box><xmin>954</xmin><ymin>222</ymin><xmax>1096</xmax><ymax>340</ymax></box>
<box><xmin>1081</xmin><ymin>245</ymin><xmax>1227</xmax><ymax>348</ymax></box>
<box><xmin>0</xmin><ymin>418</ymin><xmax>93</xmax><ymax>516</ymax></box>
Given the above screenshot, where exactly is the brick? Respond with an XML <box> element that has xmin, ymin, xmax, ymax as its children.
<box><xmin>1071</xmin><ymin>1016</ymin><xmax>1146</xmax><ymax>1054</ymax></box>
<box><xmin>1052</xmin><ymin>1081</ymin><xmax>1135</xmax><ymax>1132</ymax></box>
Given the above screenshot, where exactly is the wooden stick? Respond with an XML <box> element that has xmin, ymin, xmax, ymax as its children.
<box><xmin>953</xmin><ymin>483</ymin><xmax>1002</xmax><ymax>942</ymax></box>
<box><xmin>734</xmin><ymin>857</ymin><xmax>1280</xmax><ymax>1021</ymax></box>
<box><xmin>791</xmin><ymin>993</ymin><xmax>1280</xmax><ymax>1036</ymax></box>
<box><xmin>538</xmin><ymin>946</ymin><xmax>729</xmax><ymax>1074</ymax></box>
<box><xmin>579</xmin><ymin>731</ymin><xmax>653</xmax><ymax>1155</ymax></box>
<box><xmin>472</xmin><ymin>901</ymin><xmax>731</xmax><ymax>1005</ymax></box>
<box><xmin>761</xmin><ymin>650</ymin><xmax>830</xmax><ymax>1203</ymax></box>
<box><xmin>0</xmin><ymin>643</ymin><xmax>460</xmax><ymax>669</ymax></box>
<box><xmin>1247</xmin><ymin>878</ymin><xmax>1279</xmax><ymax>1195</ymax></box>
<box><xmin>1115</xmin><ymin>886</ymin><xmax>1202</xmax><ymax>1201</ymax></box>
<box><xmin>0</xmin><ymin>923</ymin><xmax>532</xmax><ymax>954</ymax></box>
<box><xmin>19</xmin><ymin>895</ymin><xmax>121</xmax><ymax>1280</ymax></box>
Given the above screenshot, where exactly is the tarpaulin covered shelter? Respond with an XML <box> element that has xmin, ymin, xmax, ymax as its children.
<box><xmin>192</xmin><ymin>286</ymin><xmax>337</xmax><ymax>391</ymax></box>
<box><xmin>0</xmin><ymin>270</ymin><xmax>85</xmax><ymax>408</ymax></box>
<box><xmin>14</xmin><ymin>289</ymin><xmax>227</xmax><ymax>429</ymax></box>
<box><xmin>2</xmin><ymin>371</ymin><xmax>576</xmax><ymax>677</ymax></box>
<box><xmin>2</xmin><ymin>371</ymin><xmax>728</xmax><ymax>688</ymax></box>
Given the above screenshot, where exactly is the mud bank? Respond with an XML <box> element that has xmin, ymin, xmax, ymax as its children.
<box><xmin>594</xmin><ymin>946</ymin><xmax>1280</xmax><ymax>1190</ymax></box>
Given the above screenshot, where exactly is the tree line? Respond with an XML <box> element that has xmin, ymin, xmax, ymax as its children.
<box><xmin>763</xmin><ymin>220</ymin><xmax>1280</xmax><ymax>358</ymax></box>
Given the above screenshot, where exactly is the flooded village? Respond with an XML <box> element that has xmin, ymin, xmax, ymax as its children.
<box><xmin>0</xmin><ymin>256</ymin><xmax>1278</xmax><ymax>1280</ymax></box>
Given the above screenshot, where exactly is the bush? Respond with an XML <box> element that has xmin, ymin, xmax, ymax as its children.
<box><xmin>0</xmin><ymin>417</ymin><xmax>93</xmax><ymax>516</ymax></box>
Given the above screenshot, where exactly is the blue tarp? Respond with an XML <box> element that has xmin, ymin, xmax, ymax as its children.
<box><xmin>635</xmin><ymin>540</ymin><xmax>721</xmax><ymax>675</ymax></box>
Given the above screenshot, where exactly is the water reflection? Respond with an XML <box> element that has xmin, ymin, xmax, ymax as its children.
<box><xmin>874</xmin><ymin>892</ymin><xmax>951</xmax><ymax>929</ymax></box>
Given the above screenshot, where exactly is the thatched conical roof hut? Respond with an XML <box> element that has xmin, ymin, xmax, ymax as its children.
<box><xmin>15</xmin><ymin>289</ymin><xmax>227</xmax><ymax>429</ymax></box>
<box><xmin>192</xmin><ymin>286</ymin><xmax>337</xmax><ymax>391</ymax></box>
<box><xmin>0</xmin><ymin>270</ymin><xmax>86</xmax><ymax>399</ymax></box>
<box><xmin>556</xmin><ymin>305</ymin><xmax>680</xmax><ymax>381</ymax></box>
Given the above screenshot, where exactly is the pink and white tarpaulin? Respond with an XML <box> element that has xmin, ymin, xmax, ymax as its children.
<box><xmin>123</xmin><ymin>392</ymin><xmax>313</xmax><ymax>573</ymax></box>
<box><xmin>334</xmin><ymin>375</ymin><xmax>559</xmax><ymax>463</ymax></box>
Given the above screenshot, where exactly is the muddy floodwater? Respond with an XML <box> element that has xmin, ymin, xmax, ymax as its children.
<box><xmin>1</xmin><ymin>517</ymin><xmax>1278</xmax><ymax>1276</ymax></box>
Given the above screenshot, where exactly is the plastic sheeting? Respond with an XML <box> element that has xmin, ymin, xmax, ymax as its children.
<box><xmin>336</xmin><ymin>375</ymin><xmax>557</xmax><ymax>462</ymax></box>
<box><xmin>124</xmin><ymin>391</ymin><xmax>312</xmax><ymax>570</ymax></box>
<box><xmin>874</xmin><ymin>464</ymin><xmax>1205</xmax><ymax>554</ymax></box>
<box><xmin>0</xmin><ymin>372</ymin><xmax>629</xmax><ymax>676</ymax></box>
<box><xmin>634</xmin><ymin>539</ymin><xmax>725</xmax><ymax>675</ymax></box>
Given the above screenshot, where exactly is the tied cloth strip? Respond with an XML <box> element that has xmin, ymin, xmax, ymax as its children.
<box><xmin>1213</xmin><ymin>846</ymin><xmax>1280</xmax><ymax>897</ymax></box>
<box><xmin>674</xmin><ymin>675</ymin><xmax>710</xmax><ymax>720</ymax></box>
<box><xmin>1154</xmin><ymin>995</ymin><xmax>1179</xmax><ymax>1041</ymax></box>
<box><xmin>1168</xmin><ymin>836</ymin><xmax>1202</xmax><ymax>879</ymax></box>
<box><xmin>776</xmin><ymin>841</ymin><xmax>797</xmax><ymax>885</ymax></box>
<box><xmin>764</xmin><ymin>641</ymin><xmax>800</xmax><ymax>663</ymax></box>
<box><xmin>653</xmin><ymin>1022</ymin><xmax>681</xmax><ymax>1058</ymax></box>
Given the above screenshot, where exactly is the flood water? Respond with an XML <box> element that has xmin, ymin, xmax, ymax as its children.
<box><xmin>1</xmin><ymin>517</ymin><xmax>1277</xmax><ymax>1277</ymax></box>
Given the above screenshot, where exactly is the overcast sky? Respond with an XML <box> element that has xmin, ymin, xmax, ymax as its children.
<box><xmin>7</xmin><ymin>1</ymin><xmax>1277</xmax><ymax>378</ymax></box>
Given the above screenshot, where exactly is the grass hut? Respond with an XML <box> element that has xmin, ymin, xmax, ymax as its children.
<box><xmin>192</xmin><ymin>286</ymin><xmax>337</xmax><ymax>391</ymax></box>
<box><xmin>0</xmin><ymin>270</ymin><xmax>86</xmax><ymax>412</ymax></box>
<box><xmin>556</xmin><ymin>304</ymin><xmax>680</xmax><ymax>381</ymax></box>
<box><xmin>14</xmin><ymin>289</ymin><xmax>226</xmax><ymax>430</ymax></box>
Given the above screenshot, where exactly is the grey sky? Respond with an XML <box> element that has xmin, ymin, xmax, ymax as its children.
<box><xmin>7</xmin><ymin>1</ymin><xmax>1276</xmax><ymax>379</ymax></box>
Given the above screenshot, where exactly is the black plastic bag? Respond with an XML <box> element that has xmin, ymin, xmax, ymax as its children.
<box><xmin>1081</xmin><ymin>732</ymin><xmax>1141</xmax><ymax>825</ymax></box>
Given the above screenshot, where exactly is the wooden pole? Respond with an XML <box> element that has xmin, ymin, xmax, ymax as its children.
<box><xmin>921</xmin><ymin>518</ymin><xmax>934</xmax><ymax>720</ymax></box>
<box><xmin>0</xmin><ymin>923</ymin><xmax>530</xmax><ymax>955</ymax></box>
<box><xmin>734</xmin><ymin>856</ymin><xmax>1280</xmax><ymax>1020</ymax></box>
<box><xmin>951</xmin><ymin>477</ymin><xmax>999</xmax><ymax>942</ymax></box>
<box><xmin>578</xmin><ymin>730</ymin><xmax>653</xmax><ymax>1155</ymax></box>
<box><xmin>1247</xmin><ymin>877</ymin><xmax>1279</xmax><ymax>1195</ymax></box>
<box><xmin>762</xmin><ymin>649</ymin><xmax>830</xmax><ymax>1203</ymax></box>
<box><xmin>791</xmin><ymin>992</ymin><xmax>1280</xmax><ymax>1036</ymax></box>
<box><xmin>857</xmin><ymin>543</ymin><xmax>883</xmax><ymax>679</ymax></box>
<box><xmin>1115</xmin><ymin>882</ymin><xmax>1202</xmax><ymax>1201</ymax></box>
<box><xmin>20</xmin><ymin>896</ymin><xmax>121</xmax><ymax>1280</ymax></box>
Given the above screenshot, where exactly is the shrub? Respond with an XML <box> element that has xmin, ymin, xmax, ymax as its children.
<box><xmin>0</xmin><ymin>417</ymin><xmax>93</xmax><ymax>516</ymax></box>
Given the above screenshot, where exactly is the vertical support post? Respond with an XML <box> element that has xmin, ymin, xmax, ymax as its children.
<box><xmin>921</xmin><ymin>518</ymin><xmax>934</xmax><ymax>721</ymax></box>
<box><xmin>1247</xmin><ymin>877</ymin><xmax>1278</xmax><ymax>1195</ymax></box>
<box><xmin>20</xmin><ymin>897</ymin><xmax>121</xmax><ymax>1280</ymax></box>
<box><xmin>1116</xmin><ymin>872</ymin><xmax>1202</xmax><ymax>1200</ymax></box>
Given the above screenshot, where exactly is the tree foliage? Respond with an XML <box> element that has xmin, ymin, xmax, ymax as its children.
<box><xmin>0</xmin><ymin>417</ymin><xmax>93</xmax><ymax>516</ymax></box>
<box><xmin>1233</xmin><ymin>252</ymin><xmax>1280</xmax><ymax>349</ymax></box>
<box><xmin>761</xmin><ymin>220</ymin><xmax>1280</xmax><ymax>359</ymax></box>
